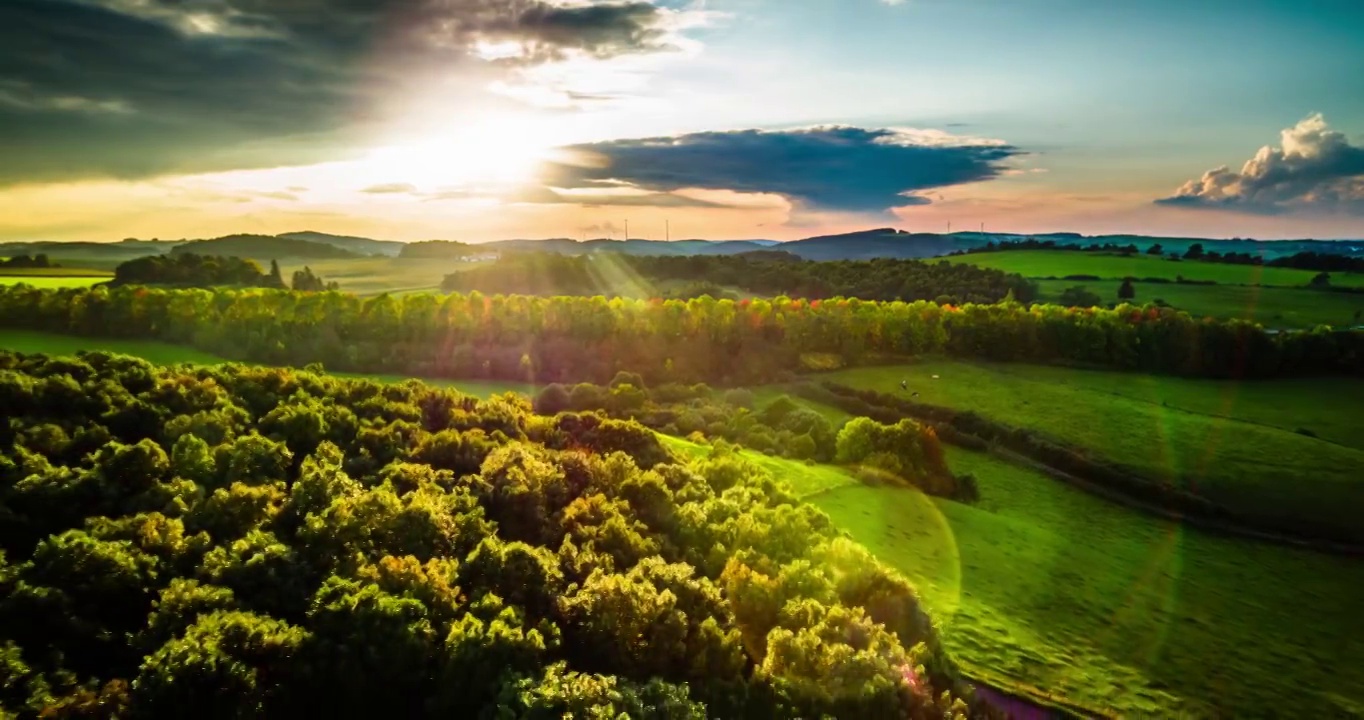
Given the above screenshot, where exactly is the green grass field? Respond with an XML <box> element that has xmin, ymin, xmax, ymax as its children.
<box><xmin>817</xmin><ymin>446</ymin><xmax>1364</xmax><ymax>717</ymax></box>
<box><xmin>1033</xmin><ymin>278</ymin><xmax>1364</xmax><ymax>329</ymax></box>
<box><xmin>824</xmin><ymin>361</ymin><xmax>1364</xmax><ymax>544</ymax></box>
<box><xmin>0</xmin><ymin>275</ymin><xmax>110</xmax><ymax>289</ymax></box>
<box><xmin>952</xmin><ymin>250</ymin><xmax>1364</xmax><ymax>288</ymax></box>
<box><xmin>659</xmin><ymin>438</ymin><xmax>1364</xmax><ymax>716</ymax></box>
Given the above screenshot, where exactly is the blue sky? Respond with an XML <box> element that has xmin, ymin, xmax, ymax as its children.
<box><xmin>1</xmin><ymin>0</ymin><xmax>1361</xmax><ymax>241</ymax></box>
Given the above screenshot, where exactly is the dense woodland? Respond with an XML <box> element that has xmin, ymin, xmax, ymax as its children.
<box><xmin>441</xmin><ymin>253</ymin><xmax>1039</xmax><ymax>305</ymax></box>
<box><xmin>111</xmin><ymin>255</ymin><xmax>335</xmax><ymax>292</ymax></box>
<box><xmin>0</xmin><ymin>285</ymin><xmax>1360</xmax><ymax>384</ymax></box>
<box><xmin>0</xmin><ymin>256</ymin><xmax>56</xmax><ymax>270</ymax></box>
<box><xmin>0</xmin><ymin>352</ymin><xmax>988</xmax><ymax>718</ymax></box>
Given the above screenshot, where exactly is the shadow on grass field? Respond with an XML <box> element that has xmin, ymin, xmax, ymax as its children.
<box><xmin>825</xmin><ymin>360</ymin><xmax>1364</xmax><ymax>545</ymax></box>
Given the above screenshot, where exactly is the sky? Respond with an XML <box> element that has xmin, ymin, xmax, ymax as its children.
<box><xmin>2</xmin><ymin>0</ymin><xmax>1363</xmax><ymax>243</ymax></box>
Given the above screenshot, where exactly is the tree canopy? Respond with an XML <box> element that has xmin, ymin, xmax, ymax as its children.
<box><xmin>0</xmin><ymin>351</ymin><xmax>988</xmax><ymax>719</ymax></box>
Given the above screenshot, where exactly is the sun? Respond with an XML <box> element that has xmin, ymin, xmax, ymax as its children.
<box><xmin>359</xmin><ymin>114</ymin><xmax>563</xmax><ymax>191</ymax></box>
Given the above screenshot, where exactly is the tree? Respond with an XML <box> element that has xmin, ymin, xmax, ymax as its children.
<box><xmin>1310</xmin><ymin>272</ymin><xmax>1331</xmax><ymax>288</ymax></box>
<box><xmin>1183</xmin><ymin>243</ymin><xmax>1205</xmax><ymax>260</ymax></box>
<box><xmin>1118</xmin><ymin>278</ymin><xmax>1136</xmax><ymax>301</ymax></box>
<box><xmin>533</xmin><ymin>384</ymin><xmax>572</xmax><ymax>415</ymax></box>
<box><xmin>1146</xmin><ymin>243</ymin><xmax>1163</xmax><ymax>255</ymax></box>
<box><xmin>268</xmin><ymin>259</ymin><xmax>285</xmax><ymax>289</ymax></box>
<box><xmin>1057</xmin><ymin>285</ymin><xmax>1102</xmax><ymax>308</ymax></box>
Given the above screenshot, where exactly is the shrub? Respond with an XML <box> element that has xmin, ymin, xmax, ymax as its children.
<box><xmin>533</xmin><ymin>384</ymin><xmax>572</xmax><ymax>415</ymax></box>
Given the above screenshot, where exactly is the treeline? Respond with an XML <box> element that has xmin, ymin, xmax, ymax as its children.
<box><xmin>111</xmin><ymin>254</ymin><xmax>336</xmax><ymax>291</ymax></box>
<box><xmin>1</xmin><ymin>285</ymin><xmax>1361</xmax><ymax>384</ymax></box>
<box><xmin>441</xmin><ymin>252</ymin><xmax>1039</xmax><ymax>305</ymax></box>
<box><xmin>113</xmin><ymin>254</ymin><xmax>281</xmax><ymax>288</ymax></box>
<box><xmin>0</xmin><ymin>351</ymin><xmax>988</xmax><ymax>718</ymax></box>
<box><xmin>0</xmin><ymin>255</ymin><xmax>56</xmax><ymax>270</ymax></box>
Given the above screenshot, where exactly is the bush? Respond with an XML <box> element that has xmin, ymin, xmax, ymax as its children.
<box><xmin>1057</xmin><ymin>286</ymin><xmax>1102</xmax><ymax>308</ymax></box>
<box><xmin>533</xmin><ymin>384</ymin><xmax>572</xmax><ymax>415</ymax></box>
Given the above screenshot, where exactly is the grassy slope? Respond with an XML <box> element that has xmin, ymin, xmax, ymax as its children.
<box><xmin>660</xmin><ymin>438</ymin><xmax>1364</xmax><ymax>716</ymax></box>
<box><xmin>950</xmin><ymin>250</ymin><xmax>1364</xmax><ymax>287</ymax></box>
<box><xmin>0</xmin><ymin>329</ymin><xmax>531</xmax><ymax>399</ymax></box>
<box><xmin>819</xmin><ymin>446</ymin><xmax>1364</xmax><ymax>717</ymax></box>
<box><xmin>824</xmin><ymin>361</ymin><xmax>1364</xmax><ymax>544</ymax></box>
<box><xmin>1032</xmin><ymin>278</ymin><xmax>1364</xmax><ymax>329</ymax></box>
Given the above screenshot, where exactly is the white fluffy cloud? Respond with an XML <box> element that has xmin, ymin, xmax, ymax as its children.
<box><xmin>1157</xmin><ymin>114</ymin><xmax>1364</xmax><ymax>215</ymax></box>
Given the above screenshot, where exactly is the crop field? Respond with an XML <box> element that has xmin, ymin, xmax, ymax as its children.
<box><xmin>815</xmin><ymin>445</ymin><xmax>1364</xmax><ymax>717</ymax></box>
<box><xmin>824</xmin><ymin>360</ymin><xmax>1364</xmax><ymax>544</ymax></box>
<box><xmin>951</xmin><ymin>250</ymin><xmax>1364</xmax><ymax>288</ymax></box>
<box><xmin>1032</xmin><ymin>278</ymin><xmax>1364</xmax><ymax>328</ymax></box>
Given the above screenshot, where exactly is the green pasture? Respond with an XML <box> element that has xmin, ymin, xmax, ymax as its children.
<box><xmin>817</xmin><ymin>446</ymin><xmax>1364</xmax><ymax>717</ymax></box>
<box><xmin>1032</xmin><ymin>278</ymin><xmax>1364</xmax><ymax>328</ymax></box>
<box><xmin>824</xmin><ymin>361</ymin><xmax>1364</xmax><ymax>544</ymax></box>
<box><xmin>950</xmin><ymin>250</ymin><xmax>1364</xmax><ymax>288</ymax></box>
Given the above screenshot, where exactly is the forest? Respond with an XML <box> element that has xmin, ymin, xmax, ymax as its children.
<box><xmin>0</xmin><ymin>351</ymin><xmax>987</xmax><ymax>719</ymax></box>
<box><xmin>0</xmin><ymin>256</ymin><xmax>56</xmax><ymax>270</ymax></box>
<box><xmin>0</xmin><ymin>285</ymin><xmax>1359</xmax><ymax>387</ymax></box>
<box><xmin>110</xmin><ymin>255</ymin><xmax>336</xmax><ymax>292</ymax></box>
<box><xmin>441</xmin><ymin>252</ymin><xmax>1039</xmax><ymax>305</ymax></box>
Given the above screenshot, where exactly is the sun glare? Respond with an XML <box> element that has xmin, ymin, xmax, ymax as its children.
<box><xmin>360</xmin><ymin>115</ymin><xmax>560</xmax><ymax>191</ymax></box>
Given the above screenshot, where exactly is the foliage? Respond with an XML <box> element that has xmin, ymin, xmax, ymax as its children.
<box><xmin>0</xmin><ymin>256</ymin><xmax>55</xmax><ymax>270</ymax></box>
<box><xmin>440</xmin><ymin>251</ymin><xmax>1038</xmax><ymax>304</ymax></box>
<box><xmin>1</xmin><ymin>285</ymin><xmax>1361</xmax><ymax>386</ymax></box>
<box><xmin>398</xmin><ymin>241</ymin><xmax>479</xmax><ymax>260</ymax></box>
<box><xmin>290</xmin><ymin>267</ymin><xmax>338</xmax><ymax>292</ymax></box>
<box><xmin>1056</xmin><ymin>285</ymin><xmax>1102</xmax><ymax>308</ymax></box>
<box><xmin>112</xmin><ymin>253</ymin><xmax>284</xmax><ymax>289</ymax></box>
<box><xmin>0</xmin><ymin>352</ymin><xmax>983</xmax><ymax>719</ymax></box>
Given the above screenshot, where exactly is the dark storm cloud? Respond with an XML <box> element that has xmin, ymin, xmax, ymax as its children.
<box><xmin>0</xmin><ymin>0</ymin><xmax>684</xmax><ymax>185</ymax></box>
<box><xmin>541</xmin><ymin>126</ymin><xmax>1022</xmax><ymax>213</ymax></box>
<box><xmin>1156</xmin><ymin>114</ymin><xmax>1364</xmax><ymax>215</ymax></box>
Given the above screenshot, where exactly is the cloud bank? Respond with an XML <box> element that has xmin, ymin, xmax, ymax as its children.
<box><xmin>0</xmin><ymin>0</ymin><xmax>700</xmax><ymax>185</ymax></box>
<box><xmin>540</xmin><ymin>125</ymin><xmax>1021</xmax><ymax>213</ymax></box>
<box><xmin>1157</xmin><ymin>114</ymin><xmax>1364</xmax><ymax>215</ymax></box>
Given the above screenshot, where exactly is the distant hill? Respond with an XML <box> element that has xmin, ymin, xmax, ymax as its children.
<box><xmin>170</xmin><ymin>235</ymin><xmax>361</xmax><ymax>260</ymax></box>
<box><xmin>398</xmin><ymin>240</ymin><xmax>480</xmax><ymax>259</ymax></box>
<box><xmin>779</xmin><ymin>228</ymin><xmax>978</xmax><ymax>260</ymax></box>
<box><xmin>5</xmin><ymin>230</ymin><xmax>1362</xmax><ymax>267</ymax></box>
<box><xmin>278</xmin><ymin>231</ymin><xmax>404</xmax><ymax>257</ymax></box>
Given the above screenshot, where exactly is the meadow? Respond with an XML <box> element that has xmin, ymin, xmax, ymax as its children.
<box><xmin>1033</xmin><ymin>278</ymin><xmax>1364</xmax><ymax>328</ymax></box>
<box><xmin>662</xmin><ymin>434</ymin><xmax>1364</xmax><ymax>717</ymax></box>
<box><xmin>824</xmin><ymin>361</ymin><xmax>1364</xmax><ymax>544</ymax></box>
<box><xmin>955</xmin><ymin>250</ymin><xmax>1364</xmax><ymax>287</ymax></box>
<box><xmin>818</xmin><ymin>446</ymin><xmax>1364</xmax><ymax>718</ymax></box>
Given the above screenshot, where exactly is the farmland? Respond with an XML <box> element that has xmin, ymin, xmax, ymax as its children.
<box><xmin>953</xmin><ymin>250</ymin><xmax>1364</xmax><ymax>287</ymax></box>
